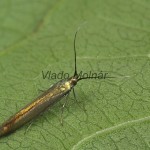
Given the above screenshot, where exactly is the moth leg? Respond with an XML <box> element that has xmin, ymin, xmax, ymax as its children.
<box><xmin>38</xmin><ymin>89</ymin><xmax>46</xmax><ymax>92</ymax></box>
<box><xmin>60</xmin><ymin>93</ymin><xmax>69</xmax><ymax>126</ymax></box>
<box><xmin>36</xmin><ymin>83</ymin><xmax>47</xmax><ymax>92</ymax></box>
<box><xmin>73</xmin><ymin>88</ymin><xmax>86</xmax><ymax>112</ymax></box>
<box><xmin>24</xmin><ymin>121</ymin><xmax>33</xmax><ymax>135</ymax></box>
<box><xmin>72</xmin><ymin>88</ymin><xmax>76</xmax><ymax>100</ymax></box>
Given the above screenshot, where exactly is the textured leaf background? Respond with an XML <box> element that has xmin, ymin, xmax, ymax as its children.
<box><xmin>0</xmin><ymin>0</ymin><xmax>150</xmax><ymax>150</ymax></box>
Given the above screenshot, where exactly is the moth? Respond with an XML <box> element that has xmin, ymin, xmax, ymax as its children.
<box><xmin>0</xmin><ymin>29</ymin><xmax>109</xmax><ymax>137</ymax></box>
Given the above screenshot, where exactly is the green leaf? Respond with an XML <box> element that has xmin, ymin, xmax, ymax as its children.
<box><xmin>0</xmin><ymin>0</ymin><xmax>150</xmax><ymax>150</ymax></box>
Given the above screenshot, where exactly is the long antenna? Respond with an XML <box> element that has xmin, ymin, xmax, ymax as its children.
<box><xmin>78</xmin><ymin>76</ymin><xmax>116</xmax><ymax>81</ymax></box>
<box><xmin>73</xmin><ymin>29</ymin><xmax>79</xmax><ymax>76</ymax></box>
<box><xmin>73</xmin><ymin>22</ymin><xmax>87</xmax><ymax>77</ymax></box>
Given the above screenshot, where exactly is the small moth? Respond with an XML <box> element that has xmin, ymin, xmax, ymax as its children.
<box><xmin>0</xmin><ymin>29</ymin><xmax>109</xmax><ymax>137</ymax></box>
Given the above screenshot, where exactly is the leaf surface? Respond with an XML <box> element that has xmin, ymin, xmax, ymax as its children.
<box><xmin>0</xmin><ymin>0</ymin><xmax>150</xmax><ymax>150</ymax></box>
